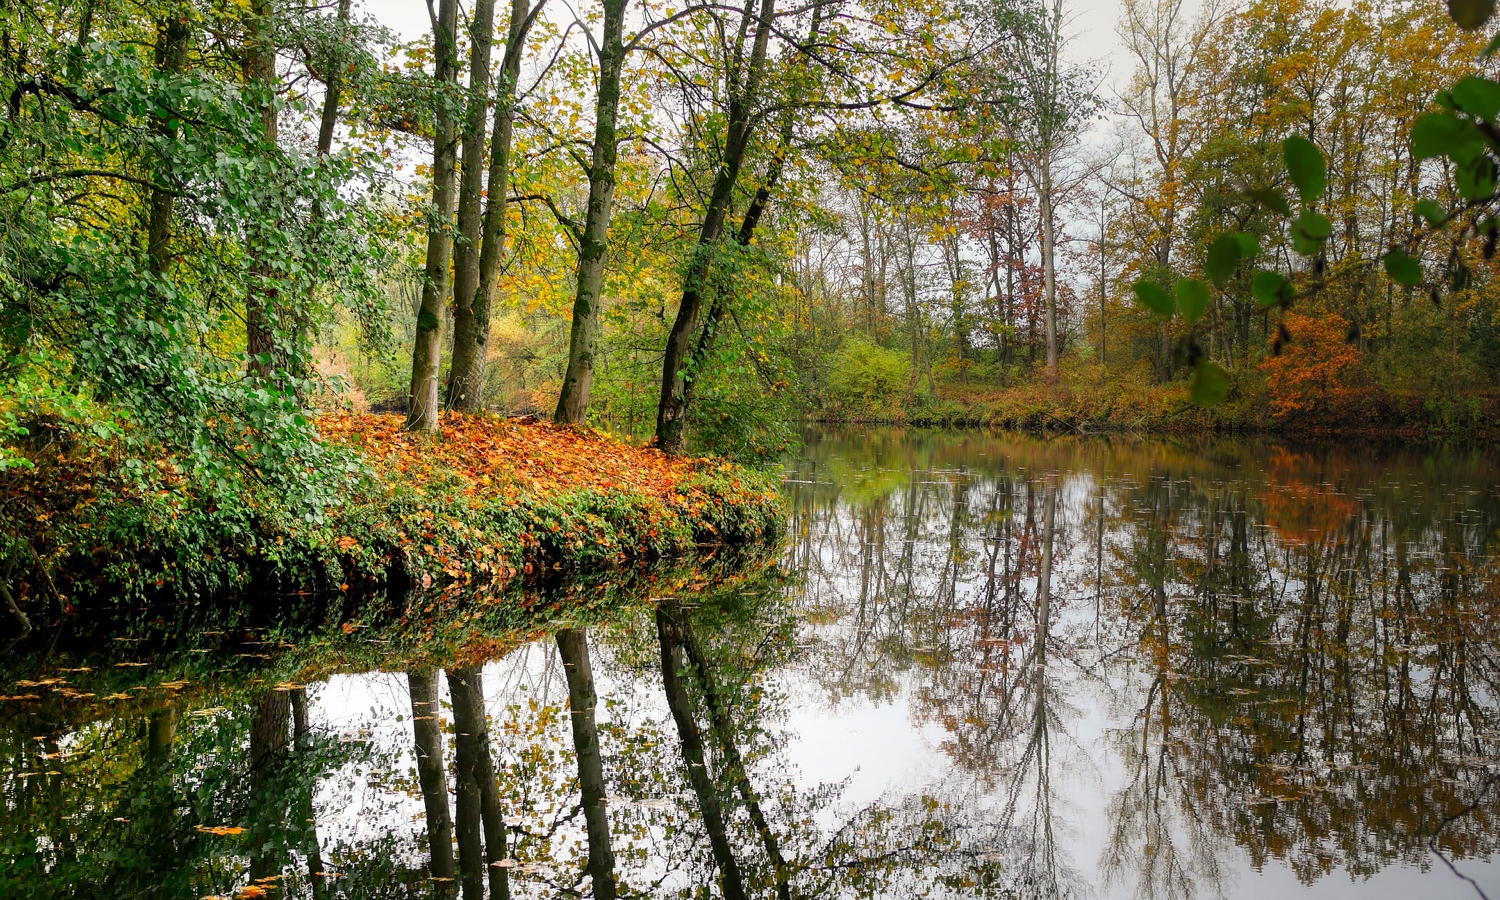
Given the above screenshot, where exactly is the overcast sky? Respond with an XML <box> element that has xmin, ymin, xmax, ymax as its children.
<box><xmin>358</xmin><ymin>0</ymin><xmax>1138</xmax><ymax>91</ymax></box>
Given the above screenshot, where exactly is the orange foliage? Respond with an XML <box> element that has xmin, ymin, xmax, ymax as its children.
<box><xmin>1258</xmin><ymin>312</ymin><xmax>1363</xmax><ymax>422</ymax></box>
<box><xmin>316</xmin><ymin>412</ymin><xmax>722</xmax><ymax>502</ymax></box>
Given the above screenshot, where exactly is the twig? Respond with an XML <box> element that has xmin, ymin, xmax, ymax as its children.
<box><xmin>1429</xmin><ymin>770</ymin><xmax>1500</xmax><ymax>900</ymax></box>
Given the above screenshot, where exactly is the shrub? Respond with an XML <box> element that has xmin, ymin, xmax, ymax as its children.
<box><xmin>1259</xmin><ymin>312</ymin><xmax>1363</xmax><ymax>425</ymax></box>
<box><xmin>825</xmin><ymin>338</ymin><xmax>910</xmax><ymax>411</ymax></box>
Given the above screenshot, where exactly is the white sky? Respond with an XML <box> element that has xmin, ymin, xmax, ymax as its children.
<box><xmin>358</xmin><ymin>0</ymin><xmax>1138</xmax><ymax>89</ymax></box>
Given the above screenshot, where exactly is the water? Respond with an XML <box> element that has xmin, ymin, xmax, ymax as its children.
<box><xmin>5</xmin><ymin>427</ymin><xmax>1500</xmax><ymax>899</ymax></box>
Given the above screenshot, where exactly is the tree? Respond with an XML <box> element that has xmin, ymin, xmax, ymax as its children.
<box><xmin>553</xmin><ymin>0</ymin><xmax>630</xmax><ymax>425</ymax></box>
<box><xmin>409</xmin><ymin>669</ymin><xmax>458</xmax><ymax>895</ymax></box>
<box><xmin>555</xmin><ymin>628</ymin><xmax>618</xmax><ymax>899</ymax></box>
<box><xmin>652</xmin><ymin>0</ymin><xmax>780</xmax><ymax>453</ymax></box>
<box><xmin>446</xmin><ymin>0</ymin><xmax>545</xmax><ymax>413</ymax></box>
<box><xmin>993</xmin><ymin>0</ymin><xmax>1097</xmax><ymax>382</ymax></box>
<box><xmin>406</xmin><ymin>0</ymin><xmax>462</xmax><ymax>432</ymax></box>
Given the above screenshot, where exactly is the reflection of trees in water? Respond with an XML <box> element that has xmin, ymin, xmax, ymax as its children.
<box><xmin>787</xmin><ymin>443</ymin><xmax>1085</xmax><ymax>897</ymax></box>
<box><xmin>785</xmin><ymin>428</ymin><xmax>1500</xmax><ymax>897</ymax></box>
<box><xmin>1108</xmin><ymin>470</ymin><xmax>1500</xmax><ymax>888</ymax></box>
<box><xmin>0</xmin><ymin>683</ymin><xmax>409</xmax><ymax>899</ymax></box>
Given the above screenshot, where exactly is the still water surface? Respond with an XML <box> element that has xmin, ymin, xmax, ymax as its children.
<box><xmin>5</xmin><ymin>428</ymin><xmax>1500</xmax><ymax>899</ymax></box>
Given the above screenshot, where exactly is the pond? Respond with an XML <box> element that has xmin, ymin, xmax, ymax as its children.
<box><xmin>4</xmin><ymin>427</ymin><xmax>1500</xmax><ymax>899</ymax></box>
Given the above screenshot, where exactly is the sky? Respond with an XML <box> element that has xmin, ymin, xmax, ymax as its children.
<box><xmin>358</xmin><ymin>0</ymin><xmax>1139</xmax><ymax>92</ymax></box>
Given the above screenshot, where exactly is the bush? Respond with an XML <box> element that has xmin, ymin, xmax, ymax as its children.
<box><xmin>825</xmin><ymin>338</ymin><xmax>910</xmax><ymax>413</ymax></box>
<box><xmin>1259</xmin><ymin>312</ymin><xmax>1363</xmax><ymax>425</ymax></box>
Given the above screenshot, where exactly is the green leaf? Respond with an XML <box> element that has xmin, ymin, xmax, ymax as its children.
<box><xmin>1456</xmin><ymin>153</ymin><xmax>1499</xmax><ymax>202</ymax></box>
<box><xmin>1205</xmin><ymin>235</ymin><xmax>1241</xmax><ymax>286</ymax></box>
<box><xmin>1132</xmin><ymin>281</ymin><xmax>1174</xmax><ymax>316</ymax></box>
<box><xmin>1383</xmin><ymin>248</ymin><xmax>1423</xmax><ymax>285</ymax></box>
<box><xmin>1233</xmin><ymin>234</ymin><xmax>1262</xmax><ymax>256</ymax></box>
<box><xmin>1451</xmin><ymin>76</ymin><xmax>1500</xmax><ymax>121</ymax></box>
<box><xmin>1176</xmin><ymin>278</ymin><xmax>1210</xmax><ymax>323</ymax></box>
<box><xmin>1449</xmin><ymin>0</ymin><xmax>1496</xmax><ymax>30</ymax></box>
<box><xmin>1246</xmin><ymin>188</ymin><xmax>1292</xmax><ymax>217</ymax></box>
<box><xmin>1191</xmin><ymin>360</ymin><xmax>1230</xmax><ymax>406</ymax></box>
<box><xmin>1283</xmin><ymin>136</ymin><xmax>1326</xmax><ymax>204</ymax></box>
<box><xmin>1252</xmin><ymin>270</ymin><xmax>1292</xmax><ymax>307</ymax></box>
<box><xmin>1295</xmin><ymin>210</ymin><xmax>1331</xmax><ymax>239</ymax></box>
<box><xmin>1411</xmin><ymin>111</ymin><xmax>1484</xmax><ymax>160</ymax></box>
<box><xmin>1414</xmin><ymin>199</ymin><xmax>1449</xmax><ymax>227</ymax></box>
<box><xmin>1288</xmin><ymin>211</ymin><xmax>1330</xmax><ymax>254</ymax></box>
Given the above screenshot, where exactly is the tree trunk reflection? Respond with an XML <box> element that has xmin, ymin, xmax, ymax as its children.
<box><xmin>555</xmin><ymin>628</ymin><xmax>617</xmax><ymax>900</ymax></box>
<box><xmin>409</xmin><ymin>669</ymin><xmax>457</xmax><ymax>896</ymax></box>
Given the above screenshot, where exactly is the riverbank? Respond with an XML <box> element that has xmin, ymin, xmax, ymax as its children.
<box><xmin>812</xmin><ymin>362</ymin><xmax>1500</xmax><ymax>439</ymax></box>
<box><xmin>5</xmin><ymin>413</ymin><xmax>785</xmax><ymax>614</ymax></box>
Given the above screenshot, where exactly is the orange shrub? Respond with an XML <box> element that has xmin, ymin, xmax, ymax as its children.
<box><xmin>1258</xmin><ymin>312</ymin><xmax>1363</xmax><ymax>423</ymax></box>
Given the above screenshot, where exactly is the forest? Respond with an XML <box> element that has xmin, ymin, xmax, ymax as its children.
<box><xmin>10</xmin><ymin>0</ymin><xmax>1500</xmax><ymax>486</ymax></box>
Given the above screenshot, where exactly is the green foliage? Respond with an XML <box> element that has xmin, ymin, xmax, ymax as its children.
<box><xmin>825</xmin><ymin>337</ymin><xmax>912</xmax><ymax>411</ymax></box>
<box><xmin>0</xmin><ymin>0</ymin><xmax>397</xmax><ymax>568</ymax></box>
<box><xmin>1283</xmin><ymin>136</ymin><xmax>1327</xmax><ymax>204</ymax></box>
<box><xmin>1450</xmin><ymin>0</ymin><xmax>1497</xmax><ymax>30</ymax></box>
<box><xmin>1205</xmin><ymin>235</ymin><xmax>1243</xmax><ymax>286</ymax></box>
<box><xmin>1252</xmin><ymin>270</ymin><xmax>1293</xmax><ymax>307</ymax></box>
<box><xmin>1132</xmin><ymin>282</ymin><xmax>1174</xmax><ymax>317</ymax></box>
<box><xmin>1384</xmin><ymin>248</ymin><xmax>1424</xmax><ymax>286</ymax></box>
<box><xmin>1190</xmin><ymin>360</ymin><xmax>1229</xmax><ymax>405</ymax></box>
<box><xmin>1176</xmin><ymin>279</ymin><xmax>1210</xmax><ymax>323</ymax></box>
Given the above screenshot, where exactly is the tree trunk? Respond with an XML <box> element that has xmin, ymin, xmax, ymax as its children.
<box><xmin>290</xmin><ymin>688</ymin><xmax>329</xmax><ymax>900</ymax></box>
<box><xmin>553</xmin><ymin>0</ymin><xmax>628</xmax><ymax>425</ymax></box>
<box><xmin>670</xmin><ymin>123</ymin><xmax>798</xmax><ymax>438</ymax></box>
<box><xmin>147</xmin><ymin>704</ymin><xmax>177</xmax><ymax>759</ymax></box>
<box><xmin>654</xmin><ymin>0</ymin><xmax>777</xmax><ymax>454</ymax></box>
<box><xmin>295</xmin><ymin>0</ymin><xmax>351</xmax><ymax>379</ymax></box>
<box><xmin>452</xmin><ymin>686</ymin><xmax>485</xmax><ymax>900</ymax></box>
<box><xmin>675</xmin><ymin>612</ymin><xmax>792</xmax><ymax>900</ymax></box>
<box><xmin>407</xmin><ymin>0</ymin><xmax>461</xmax><ymax>432</ymax></box>
<box><xmin>243</xmin><ymin>0</ymin><xmax>280</xmax><ymax>379</ymax></box>
<box><xmin>1040</xmin><ymin>183</ymin><xmax>1058</xmax><ymax>382</ymax></box>
<box><xmin>314</xmin><ymin>0</ymin><xmax>350</xmax><ymax>156</ymax></box>
<box><xmin>449</xmin><ymin>0</ymin><xmax>539</xmax><ymax>414</ymax></box>
<box><xmin>656</xmin><ymin>609</ymin><xmax>748</xmax><ymax>900</ymax></box>
<box><xmin>444</xmin><ymin>0</ymin><xmax>497</xmax><ymax>412</ymax></box>
<box><xmin>1037</xmin><ymin>473</ymin><xmax>1055</xmax><ymax>631</ymax></box>
<box><xmin>449</xmin><ymin>666</ymin><xmax>512</xmax><ymax>900</ymax></box>
<box><xmin>410</xmin><ymin>670</ymin><xmax>457</xmax><ymax>896</ymax></box>
<box><xmin>555</xmin><ymin>629</ymin><xmax>616</xmax><ymax>900</ymax></box>
<box><xmin>147</xmin><ymin>12</ymin><xmax>188</xmax><ymax>275</ymax></box>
